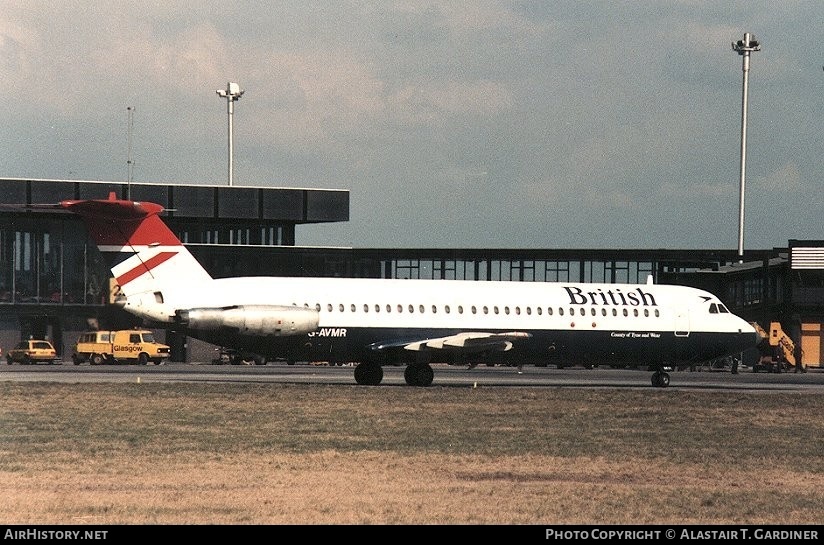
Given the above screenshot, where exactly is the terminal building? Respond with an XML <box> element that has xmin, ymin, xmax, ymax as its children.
<box><xmin>1</xmin><ymin>178</ymin><xmax>822</xmax><ymax>366</ymax></box>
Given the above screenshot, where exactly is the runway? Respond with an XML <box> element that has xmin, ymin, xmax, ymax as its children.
<box><xmin>1</xmin><ymin>361</ymin><xmax>823</xmax><ymax>391</ymax></box>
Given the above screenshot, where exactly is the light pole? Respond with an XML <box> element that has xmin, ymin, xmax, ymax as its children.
<box><xmin>126</xmin><ymin>106</ymin><xmax>135</xmax><ymax>199</ymax></box>
<box><xmin>731</xmin><ymin>33</ymin><xmax>760</xmax><ymax>263</ymax></box>
<box><xmin>216</xmin><ymin>82</ymin><xmax>244</xmax><ymax>186</ymax></box>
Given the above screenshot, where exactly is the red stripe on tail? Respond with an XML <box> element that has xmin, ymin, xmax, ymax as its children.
<box><xmin>116</xmin><ymin>251</ymin><xmax>178</xmax><ymax>286</ymax></box>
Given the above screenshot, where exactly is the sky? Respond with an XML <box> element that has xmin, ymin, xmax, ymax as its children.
<box><xmin>1</xmin><ymin>1</ymin><xmax>822</xmax><ymax>250</ymax></box>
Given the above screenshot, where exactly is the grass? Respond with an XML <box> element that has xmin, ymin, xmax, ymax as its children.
<box><xmin>0</xmin><ymin>382</ymin><xmax>822</xmax><ymax>524</ymax></box>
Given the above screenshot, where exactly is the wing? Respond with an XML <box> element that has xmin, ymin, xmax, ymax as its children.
<box><xmin>369</xmin><ymin>331</ymin><xmax>531</xmax><ymax>354</ymax></box>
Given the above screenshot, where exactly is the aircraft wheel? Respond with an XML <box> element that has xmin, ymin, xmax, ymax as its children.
<box><xmin>354</xmin><ymin>362</ymin><xmax>383</xmax><ymax>385</ymax></box>
<box><xmin>404</xmin><ymin>364</ymin><xmax>434</xmax><ymax>387</ymax></box>
<box><xmin>651</xmin><ymin>371</ymin><xmax>670</xmax><ymax>388</ymax></box>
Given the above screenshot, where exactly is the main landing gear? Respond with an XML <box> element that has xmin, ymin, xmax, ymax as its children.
<box><xmin>354</xmin><ymin>362</ymin><xmax>384</xmax><ymax>386</ymax></box>
<box><xmin>404</xmin><ymin>363</ymin><xmax>434</xmax><ymax>387</ymax></box>
<box><xmin>353</xmin><ymin>361</ymin><xmax>435</xmax><ymax>386</ymax></box>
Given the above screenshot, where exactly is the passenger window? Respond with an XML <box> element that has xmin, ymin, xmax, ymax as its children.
<box><xmin>458</xmin><ymin>305</ymin><xmax>463</xmax><ymax>314</ymax></box>
<box><xmin>432</xmin><ymin>305</ymin><xmax>437</xmax><ymax>314</ymax></box>
<box><xmin>471</xmin><ymin>306</ymin><xmax>477</xmax><ymax>314</ymax></box>
<box><xmin>339</xmin><ymin>304</ymin><xmax>344</xmax><ymax>312</ymax></box>
<box><xmin>409</xmin><ymin>305</ymin><xmax>414</xmax><ymax>313</ymax></box>
<box><xmin>655</xmin><ymin>309</ymin><xmax>660</xmax><ymax>317</ymax></box>
<box><xmin>623</xmin><ymin>309</ymin><xmax>628</xmax><ymax>317</ymax></box>
<box><xmin>397</xmin><ymin>305</ymin><xmax>403</xmax><ymax>313</ymax></box>
<box><xmin>494</xmin><ymin>306</ymin><xmax>499</xmax><ymax>314</ymax></box>
<box><xmin>612</xmin><ymin>309</ymin><xmax>618</xmax><ymax>316</ymax></box>
<box><xmin>547</xmin><ymin>307</ymin><xmax>552</xmax><ymax>316</ymax></box>
<box><xmin>364</xmin><ymin>304</ymin><xmax>369</xmax><ymax>312</ymax></box>
<box><xmin>375</xmin><ymin>304</ymin><xmax>380</xmax><ymax>313</ymax></box>
<box><xmin>526</xmin><ymin>307</ymin><xmax>531</xmax><ymax>315</ymax></box>
<box><xmin>386</xmin><ymin>304</ymin><xmax>392</xmax><ymax>313</ymax></box>
<box><xmin>483</xmin><ymin>306</ymin><xmax>488</xmax><ymax>314</ymax></box>
<box><xmin>633</xmin><ymin>309</ymin><xmax>638</xmax><ymax>317</ymax></box>
<box><xmin>445</xmin><ymin>305</ymin><xmax>450</xmax><ymax>314</ymax></box>
<box><xmin>351</xmin><ymin>304</ymin><xmax>356</xmax><ymax>312</ymax></box>
<box><xmin>558</xmin><ymin>308</ymin><xmax>564</xmax><ymax>316</ymax></box>
<box><xmin>327</xmin><ymin>304</ymin><xmax>333</xmax><ymax>312</ymax></box>
<box><xmin>537</xmin><ymin>307</ymin><xmax>542</xmax><ymax>316</ymax></box>
<box><xmin>419</xmin><ymin>305</ymin><xmax>425</xmax><ymax>313</ymax></box>
<box><xmin>504</xmin><ymin>307</ymin><xmax>510</xmax><ymax>315</ymax></box>
<box><xmin>601</xmin><ymin>308</ymin><xmax>607</xmax><ymax>316</ymax></box>
<box><xmin>644</xmin><ymin>309</ymin><xmax>649</xmax><ymax>317</ymax></box>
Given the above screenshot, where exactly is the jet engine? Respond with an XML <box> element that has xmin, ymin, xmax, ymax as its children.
<box><xmin>176</xmin><ymin>305</ymin><xmax>319</xmax><ymax>336</ymax></box>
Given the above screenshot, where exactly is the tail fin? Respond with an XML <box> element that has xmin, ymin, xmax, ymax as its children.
<box><xmin>61</xmin><ymin>193</ymin><xmax>212</xmax><ymax>304</ymax></box>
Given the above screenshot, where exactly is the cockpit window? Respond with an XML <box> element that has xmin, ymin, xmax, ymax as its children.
<box><xmin>718</xmin><ymin>304</ymin><xmax>729</xmax><ymax>313</ymax></box>
<box><xmin>709</xmin><ymin>303</ymin><xmax>730</xmax><ymax>314</ymax></box>
<box><xmin>709</xmin><ymin>303</ymin><xmax>718</xmax><ymax>314</ymax></box>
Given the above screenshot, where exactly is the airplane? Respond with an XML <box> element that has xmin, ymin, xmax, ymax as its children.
<box><xmin>55</xmin><ymin>193</ymin><xmax>759</xmax><ymax>387</ymax></box>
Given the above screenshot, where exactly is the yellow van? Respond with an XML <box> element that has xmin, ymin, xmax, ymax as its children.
<box><xmin>72</xmin><ymin>329</ymin><xmax>170</xmax><ymax>365</ymax></box>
